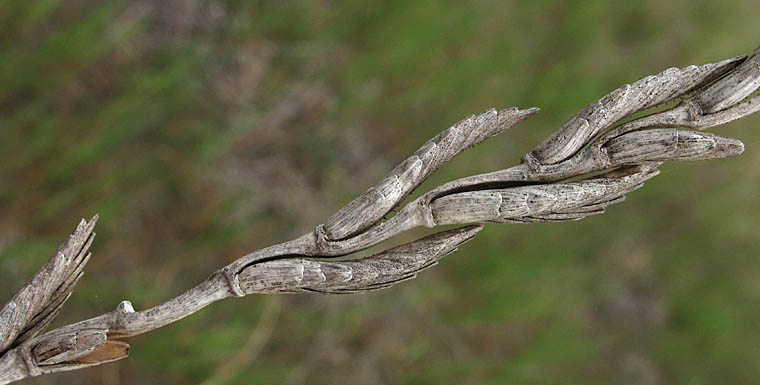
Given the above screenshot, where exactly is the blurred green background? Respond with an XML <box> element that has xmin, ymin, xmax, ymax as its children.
<box><xmin>1</xmin><ymin>1</ymin><xmax>759</xmax><ymax>384</ymax></box>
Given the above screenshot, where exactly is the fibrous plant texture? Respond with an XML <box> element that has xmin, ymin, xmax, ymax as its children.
<box><xmin>1</xmin><ymin>46</ymin><xmax>759</xmax><ymax>384</ymax></box>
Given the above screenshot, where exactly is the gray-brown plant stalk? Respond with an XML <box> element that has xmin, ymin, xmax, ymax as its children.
<box><xmin>2</xmin><ymin>46</ymin><xmax>759</xmax><ymax>384</ymax></box>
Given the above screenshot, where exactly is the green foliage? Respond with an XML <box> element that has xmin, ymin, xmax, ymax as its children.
<box><xmin>1</xmin><ymin>1</ymin><xmax>759</xmax><ymax>383</ymax></box>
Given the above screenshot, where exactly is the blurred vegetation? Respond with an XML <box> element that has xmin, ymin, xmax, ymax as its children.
<box><xmin>1</xmin><ymin>1</ymin><xmax>759</xmax><ymax>384</ymax></box>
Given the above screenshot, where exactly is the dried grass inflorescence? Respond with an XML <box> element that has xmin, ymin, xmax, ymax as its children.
<box><xmin>2</xmin><ymin>47</ymin><xmax>759</xmax><ymax>384</ymax></box>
